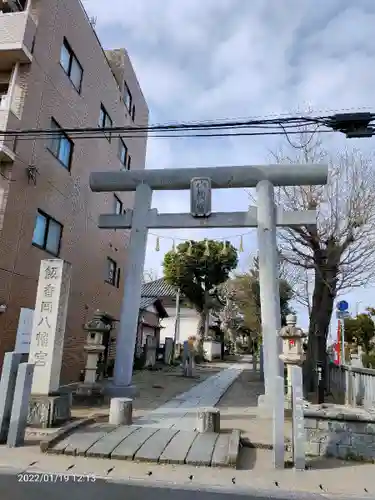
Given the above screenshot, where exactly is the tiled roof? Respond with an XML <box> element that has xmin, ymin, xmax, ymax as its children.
<box><xmin>139</xmin><ymin>297</ymin><xmax>155</xmax><ymax>309</ymax></box>
<box><xmin>139</xmin><ymin>295</ymin><xmax>168</xmax><ymax>318</ymax></box>
<box><xmin>141</xmin><ymin>278</ymin><xmax>178</xmax><ymax>298</ymax></box>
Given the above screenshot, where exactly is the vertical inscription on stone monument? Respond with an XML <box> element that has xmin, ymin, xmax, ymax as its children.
<box><xmin>291</xmin><ymin>364</ymin><xmax>306</xmax><ymax>470</ymax></box>
<box><xmin>28</xmin><ymin>259</ymin><xmax>72</xmax><ymax>395</ymax></box>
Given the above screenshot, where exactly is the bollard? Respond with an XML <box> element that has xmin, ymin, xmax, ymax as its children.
<box><xmin>196</xmin><ymin>407</ymin><xmax>220</xmax><ymax>433</ymax></box>
<box><xmin>109</xmin><ymin>397</ymin><xmax>133</xmax><ymax>425</ymax></box>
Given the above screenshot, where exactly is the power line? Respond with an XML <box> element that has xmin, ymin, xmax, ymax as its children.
<box><xmin>12</xmin><ymin>128</ymin><xmax>333</xmax><ymax>142</ymax></box>
<box><xmin>1</xmin><ymin>114</ymin><xmax>342</xmax><ymax>139</ymax></box>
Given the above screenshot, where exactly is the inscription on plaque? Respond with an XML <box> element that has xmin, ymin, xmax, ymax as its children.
<box><xmin>190</xmin><ymin>177</ymin><xmax>212</xmax><ymax>217</ymax></box>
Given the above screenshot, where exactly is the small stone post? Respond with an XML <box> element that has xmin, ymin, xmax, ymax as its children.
<box><xmin>279</xmin><ymin>314</ymin><xmax>307</xmax><ymax>410</ymax></box>
<box><xmin>164</xmin><ymin>337</ymin><xmax>173</xmax><ymax>365</ymax></box>
<box><xmin>109</xmin><ymin>397</ymin><xmax>133</xmax><ymax>425</ymax></box>
<box><xmin>0</xmin><ymin>352</ymin><xmax>22</xmax><ymax>442</ymax></box>
<box><xmin>7</xmin><ymin>363</ymin><xmax>35</xmax><ymax>447</ymax></box>
<box><xmin>197</xmin><ymin>407</ymin><xmax>220</xmax><ymax>433</ymax></box>
<box><xmin>182</xmin><ymin>340</ymin><xmax>194</xmax><ymax>377</ymax></box>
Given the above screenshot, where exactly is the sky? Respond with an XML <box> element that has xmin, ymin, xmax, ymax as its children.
<box><xmin>82</xmin><ymin>0</ymin><xmax>375</xmax><ymax>332</ymax></box>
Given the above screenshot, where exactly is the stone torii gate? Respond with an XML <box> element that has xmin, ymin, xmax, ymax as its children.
<box><xmin>90</xmin><ymin>164</ymin><xmax>328</xmax><ymax>402</ymax></box>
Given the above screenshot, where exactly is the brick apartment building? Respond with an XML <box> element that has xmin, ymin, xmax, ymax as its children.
<box><xmin>0</xmin><ymin>0</ymin><xmax>148</xmax><ymax>383</ymax></box>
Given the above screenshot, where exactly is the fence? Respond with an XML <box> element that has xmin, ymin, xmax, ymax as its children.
<box><xmin>328</xmin><ymin>362</ymin><xmax>375</xmax><ymax>409</ymax></box>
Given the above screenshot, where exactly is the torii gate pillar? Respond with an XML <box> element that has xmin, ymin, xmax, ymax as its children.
<box><xmin>257</xmin><ymin>180</ymin><xmax>284</xmax><ymax>406</ymax></box>
<box><xmin>114</xmin><ymin>183</ymin><xmax>152</xmax><ymax>391</ymax></box>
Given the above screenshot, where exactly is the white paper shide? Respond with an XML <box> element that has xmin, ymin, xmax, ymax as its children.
<box><xmin>28</xmin><ymin>259</ymin><xmax>71</xmax><ymax>395</ymax></box>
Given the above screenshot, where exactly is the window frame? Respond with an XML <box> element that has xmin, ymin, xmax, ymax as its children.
<box><xmin>114</xmin><ymin>194</ymin><xmax>123</xmax><ymax>215</ymax></box>
<box><xmin>106</xmin><ymin>257</ymin><xmax>120</xmax><ymax>288</ymax></box>
<box><xmin>47</xmin><ymin>118</ymin><xmax>74</xmax><ymax>170</ymax></box>
<box><xmin>60</xmin><ymin>38</ymin><xmax>83</xmax><ymax>93</ymax></box>
<box><xmin>123</xmin><ymin>81</ymin><xmax>132</xmax><ymax>111</ymax></box>
<box><xmin>118</xmin><ymin>138</ymin><xmax>128</xmax><ymax>168</ymax></box>
<box><xmin>98</xmin><ymin>103</ymin><xmax>113</xmax><ymax>142</ymax></box>
<box><xmin>32</xmin><ymin>210</ymin><xmax>63</xmax><ymax>257</ymax></box>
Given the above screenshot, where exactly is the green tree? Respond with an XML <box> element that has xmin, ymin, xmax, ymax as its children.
<box><xmin>344</xmin><ymin>312</ymin><xmax>375</xmax><ymax>355</ymax></box>
<box><xmin>163</xmin><ymin>239</ymin><xmax>238</xmax><ymax>340</ymax></box>
<box><xmin>229</xmin><ymin>257</ymin><xmax>295</xmax><ymax>338</ymax></box>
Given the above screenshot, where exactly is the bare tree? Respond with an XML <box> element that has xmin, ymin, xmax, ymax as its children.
<box><xmin>272</xmin><ymin>133</ymin><xmax>375</xmax><ymax>391</ymax></box>
<box><xmin>142</xmin><ymin>268</ymin><xmax>159</xmax><ymax>283</ymax></box>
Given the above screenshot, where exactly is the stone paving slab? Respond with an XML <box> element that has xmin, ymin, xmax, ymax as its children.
<box><xmin>111</xmin><ymin>427</ymin><xmax>158</xmax><ymax>460</ymax></box>
<box><xmin>47</xmin><ymin>425</ymin><xmax>240</xmax><ymax>467</ymax></box>
<box><xmin>85</xmin><ymin>425</ymin><xmax>140</xmax><ymax>458</ymax></box>
<box><xmin>211</xmin><ymin>433</ymin><xmax>230</xmax><ymax>467</ymax></box>
<box><xmin>159</xmin><ymin>430</ymin><xmax>198</xmax><ymax>464</ymax></box>
<box><xmin>134</xmin><ymin>428</ymin><xmax>179</xmax><ymax>462</ymax></box>
<box><xmin>65</xmin><ymin>424</ymin><xmax>117</xmax><ymax>457</ymax></box>
<box><xmin>51</xmin><ymin>423</ymin><xmax>109</xmax><ymax>455</ymax></box>
<box><xmin>185</xmin><ymin>432</ymin><xmax>219</xmax><ymax>466</ymax></box>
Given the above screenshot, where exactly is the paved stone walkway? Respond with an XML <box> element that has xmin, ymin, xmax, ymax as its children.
<box><xmin>45</xmin><ymin>362</ymin><xmax>246</xmax><ymax>467</ymax></box>
<box><xmin>44</xmin><ymin>363</ymin><xmax>249</xmax><ymax>467</ymax></box>
<box><xmin>48</xmin><ymin>424</ymin><xmax>240</xmax><ymax>467</ymax></box>
<box><xmin>134</xmin><ymin>362</ymin><xmax>248</xmax><ymax>430</ymax></box>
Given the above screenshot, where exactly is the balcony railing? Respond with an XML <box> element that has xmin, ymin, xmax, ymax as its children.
<box><xmin>0</xmin><ymin>9</ymin><xmax>36</xmax><ymax>70</ymax></box>
<box><xmin>0</xmin><ymin>100</ymin><xmax>17</xmax><ymax>162</ymax></box>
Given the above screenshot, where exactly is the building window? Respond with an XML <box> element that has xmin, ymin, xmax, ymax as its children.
<box><xmin>60</xmin><ymin>38</ymin><xmax>83</xmax><ymax>93</ymax></box>
<box><xmin>32</xmin><ymin>211</ymin><xmax>63</xmax><ymax>257</ymax></box>
<box><xmin>123</xmin><ymin>82</ymin><xmax>132</xmax><ymax>111</ymax></box>
<box><xmin>106</xmin><ymin>258</ymin><xmax>120</xmax><ymax>287</ymax></box>
<box><xmin>118</xmin><ymin>138</ymin><xmax>128</xmax><ymax>168</ymax></box>
<box><xmin>127</xmin><ymin>155</ymin><xmax>131</xmax><ymax>170</ymax></box>
<box><xmin>98</xmin><ymin>104</ymin><xmax>113</xmax><ymax>142</ymax></box>
<box><xmin>48</xmin><ymin>118</ymin><xmax>74</xmax><ymax>170</ymax></box>
<box><xmin>114</xmin><ymin>194</ymin><xmax>123</xmax><ymax>214</ymax></box>
<box><xmin>131</xmin><ymin>104</ymin><xmax>135</xmax><ymax>121</ymax></box>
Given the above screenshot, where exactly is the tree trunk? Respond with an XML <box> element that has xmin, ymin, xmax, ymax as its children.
<box><xmin>196</xmin><ymin>310</ymin><xmax>206</xmax><ymax>341</ymax></box>
<box><xmin>304</xmin><ymin>259</ymin><xmax>338</xmax><ymax>397</ymax></box>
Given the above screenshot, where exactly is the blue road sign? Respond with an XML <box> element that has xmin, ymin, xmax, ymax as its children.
<box><xmin>337</xmin><ymin>300</ymin><xmax>349</xmax><ymax>312</ymax></box>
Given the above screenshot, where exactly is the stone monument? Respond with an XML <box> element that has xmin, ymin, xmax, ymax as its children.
<box><xmin>164</xmin><ymin>337</ymin><xmax>173</xmax><ymax>365</ymax></box>
<box><xmin>182</xmin><ymin>339</ymin><xmax>195</xmax><ymax>377</ymax></box>
<box><xmin>7</xmin><ymin>363</ymin><xmax>35</xmax><ymax>447</ymax></box>
<box><xmin>27</xmin><ymin>259</ymin><xmax>72</xmax><ymax>428</ymax></box>
<box><xmin>0</xmin><ymin>352</ymin><xmax>22</xmax><ymax>442</ymax></box>
<box><xmin>290</xmin><ymin>364</ymin><xmax>306</xmax><ymax>470</ymax></box>
<box><xmin>279</xmin><ymin>314</ymin><xmax>306</xmax><ymax>410</ymax></box>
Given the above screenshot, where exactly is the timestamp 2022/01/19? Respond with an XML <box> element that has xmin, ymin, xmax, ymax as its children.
<box><xmin>17</xmin><ymin>473</ymin><xmax>96</xmax><ymax>483</ymax></box>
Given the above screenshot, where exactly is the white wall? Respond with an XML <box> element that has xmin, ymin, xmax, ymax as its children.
<box><xmin>160</xmin><ymin>306</ymin><xmax>200</xmax><ymax>345</ymax></box>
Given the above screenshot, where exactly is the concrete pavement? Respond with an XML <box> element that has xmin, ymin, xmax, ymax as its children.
<box><xmin>0</xmin><ymin>438</ymin><xmax>374</xmax><ymax>499</ymax></box>
<box><xmin>0</xmin><ymin>465</ymin><xmax>372</xmax><ymax>500</ymax></box>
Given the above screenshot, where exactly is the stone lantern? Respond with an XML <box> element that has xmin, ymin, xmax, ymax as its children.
<box><xmin>76</xmin><ymin>310</ymin><xmax>115</xmax><ymax>398</ymax></box>
<box><xmin>279</xmin><ymin>314</ymin><xmax>306</xmax><ymax>409</ymax></box>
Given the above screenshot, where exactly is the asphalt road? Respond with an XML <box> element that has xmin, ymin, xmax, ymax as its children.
<box><xmin>0</xmin><ymin>471</ymin><xmax>370</xmax><ymax>500</ymax></box>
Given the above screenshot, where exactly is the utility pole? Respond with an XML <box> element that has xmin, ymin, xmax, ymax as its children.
<box><xmin>172</xmin><ymin>288</ymin><xmax>181</xmax><ymax>360</ymax></box>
